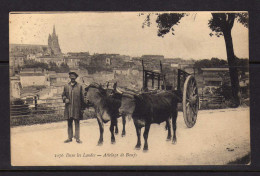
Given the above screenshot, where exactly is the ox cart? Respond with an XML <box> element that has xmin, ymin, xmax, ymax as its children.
<box><xmin>141</xmin><ymin>60</ymin><xmax>199</xmax><ymax>128</ymax></box>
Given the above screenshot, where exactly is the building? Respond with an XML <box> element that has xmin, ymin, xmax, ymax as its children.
<box><xmin>48</xmin><ymin>25</ymin><xmax>62</xmax><ymax>56</ymax></box>
<box><xmin>113</xmin><ymin>68</ymin><xmax>130</xmax><ymax>76</ymax></box>
<box><xmin>142</xmin><ymin>55</ymin><xmax>164</xmax><ymax>61</ymax></box>
<box><xmin>9</xmin><ymin>53</ymin><xmax>26</xmax><ymax>75</ymax></box>
<box><xmin>67</xmin><ymin>52</ymin><xmax>90</xmax><ymax>57</ymax></box>
<box><xmin>35</xmin><ymin>56</ymin><xmax>65</xmax><ymax>66</ymax></box>
<box><xmin>44</xmin><ymin>71</ymin><xmax>57</xmax><ymax>86</ymax></box>
<box><xmin>65</xmin><ymin>57</ymin><xmax>81</xmax><ymax>69</ymax></box>
<box><xmin>56</xmin><ymin>73</ymin><xmax>70</xmax><ymax>84</ymax></box>
<box><xmin>20</xmin><ymin>72</ymin><xmax>46</xmax><ymax>87</ymax></box>
<box><xmin>89</xmin><ymin>54</ymin><xmax>128</xmax><ymax>69</ymax></box>
<box><xmin>201</xmin><ymin>68</ymin><xmax>230</xmax><ymax>87</ymax></box>
<box><xmin>141</xmin><ymin>55</ymin><xmax>165</xmax><ymax>71</ymax></box>
<box><xmin>20</xmin><ymin>68</ymin><xmax>43</xmax><ymax>74</ymax></box>
<box><xmin>20</xmin><ymin>68</ymin><xmax>47</xmax><ymax>87</ymax></box>
<box><xmin>9</xmin><ymin>44</ymin><xmax>48</xmax><ymax>55</ymax></box>
<box><xmin>10</xmin><ymin>76</ymin><xmax>21</xmax><ymax>98</ymax></box>
<box><xmin>10</xmin><ymin>54</ymin><xmax>26</xmax><ymax>67</ymax></box>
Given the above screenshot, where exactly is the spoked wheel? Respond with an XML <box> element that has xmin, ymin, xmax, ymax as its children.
<box><xmin>183</xmin><ymin>75</ymin><xmax>199</xmax><ymax>128</ymax></box>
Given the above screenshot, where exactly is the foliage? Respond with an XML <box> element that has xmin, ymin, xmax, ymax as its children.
<box><xmin>142</xmin><ymin>12</ymin><xmax>248</xmax><ymax>38</ymax></box>
<box><xmin>23</xmin><ymin>59</ymin><xmax>49</xmax><ymax>70</ymax></box>
<box><xmin>59</xmin><ymin>62</ymin><xmax>70</xmax><ymax>73</ymax></box>
<box><xmin>194</xmin><ymin>57</ymin><xmax>228</xmax><ymax>73</ymax></box>
<box><xmin>23</xmin><ymin>59</ymin><xmax>70</xmax><ymax>73</ymax></box>
<box><xmin>142</xmin><ymin>13</ymin><xmax>186</xmax><ymax>37</ymax></box>
<box><xmin>79</xmin><ymin>59</ymin><xmax>112</xmax><ymax>74</ymax></box>
<box><xmin>209</xmin><ymin>13</ymin><xmax>248</xmax><ymax>37</ymax></box>
<box><xmin>49</xmin><ymin>61</ymin><xmax>59</xmax><ymax>71</ymax></box>
<box><xmin>11</xmin><ymin>98</ymin><xmax>25</xmax><ymax>105</ymax></box>
<box><xmin>234</xmin><ymin>57</ymin><xmax>249</xmax><ymax>73</ymax></box>
<box><xmin>215</xmin><ymin>83</ymin><xmax>233</xmax><ymax>100</ymax></box>
<box><xmin>141</xmin><ymin>12</ymin><xmax>248</xmax><ymax>106</ymax></box>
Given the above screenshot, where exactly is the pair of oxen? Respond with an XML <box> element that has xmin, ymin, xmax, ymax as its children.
<box><xmin>84</xmin><ymin>83</ymin><xmax>180</xmax><ymax>151</ymax></box>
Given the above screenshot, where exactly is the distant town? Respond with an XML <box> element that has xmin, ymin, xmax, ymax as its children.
<box><xmin>10</xmin><ymin>25</ymin><xmax>249</xmax><ymax>110</ymax></box>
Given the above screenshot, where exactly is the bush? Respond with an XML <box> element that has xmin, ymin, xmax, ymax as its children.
<box><xmin>10</xmin><ymin>113</ymin><xmax>65</xmax><ymax>127</ymax></box>
<box><xmin>11</xmin><ymin>98</ymin><xmax>25</xmax><ymax>105</ymax></box>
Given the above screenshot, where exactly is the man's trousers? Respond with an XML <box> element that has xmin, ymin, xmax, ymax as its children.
<box><xmin>67</xmin><ymin>119</ymin><xmax>80</xmax><ymax>140</ymax></box>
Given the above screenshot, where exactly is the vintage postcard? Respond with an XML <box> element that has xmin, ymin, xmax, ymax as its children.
<box><xmin>9</xmin><ymin>12</ymin><xmax>250</xmax><ymax>166</ymax></box>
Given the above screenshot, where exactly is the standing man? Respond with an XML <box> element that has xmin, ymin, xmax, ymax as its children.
<box><xmin>62</xmin><ymin>72</ymin><xmax>85</xmax><ymax>143</ymax></box>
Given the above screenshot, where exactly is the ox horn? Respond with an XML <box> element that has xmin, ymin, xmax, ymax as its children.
<box><xmin>116</xmin><ymin>87</ymin><xmax>123</xmax><ymax>94</ymax></box>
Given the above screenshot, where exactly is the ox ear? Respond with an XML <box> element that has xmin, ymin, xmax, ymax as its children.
<box><xmin>113</xmin><ymin>82</ymin><xmax>117</xmax><ymax>90</ymax></box>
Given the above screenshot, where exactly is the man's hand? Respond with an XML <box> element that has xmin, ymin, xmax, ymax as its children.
<box><xmin>65</xmin><ymin>99</ymin><xmax>70</xmax><ymax>104</ymax></box>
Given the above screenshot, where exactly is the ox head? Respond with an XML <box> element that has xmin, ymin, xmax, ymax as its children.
<box><xmin>118</xmin><ymin>90</ymin><xmax>137</xmax><ymax>117</ymax></box>
<box><xmin>105</xmin><ymin>82</ymin><xmax>118</xmax><ymax>97</ymax></box>
<box><xmin>84</xmin><ymin>83</ymin><xmax>106</xmax><ymax>107</ymax></box>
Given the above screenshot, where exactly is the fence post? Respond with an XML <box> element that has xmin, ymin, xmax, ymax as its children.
<box><xmin>34</xmin><ymin>96</ymin><xmax>38</xmax><ymax>110</ymax></box>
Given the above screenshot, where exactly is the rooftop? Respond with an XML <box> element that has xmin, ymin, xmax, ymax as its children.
<box><xmin>201</xmin><ymin>68</ymin><xmax>229</xmax><ymax>71</ymax></box>
<box><xmin>20</xmin><ymin>73</ymin><xmax>45</xmax><ymax>76</ymax></box>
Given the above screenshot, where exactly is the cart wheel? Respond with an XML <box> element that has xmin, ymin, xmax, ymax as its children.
<box><xmin>183</xmin><ymin>75</ymin><xmax>199</xmax><ymax>128</ymax></box>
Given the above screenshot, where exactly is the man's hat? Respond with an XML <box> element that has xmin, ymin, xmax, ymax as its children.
<box><xmin>69</xmin><ymin>72</ymin><xmax>78</xmax><ymax>77</ymax></box>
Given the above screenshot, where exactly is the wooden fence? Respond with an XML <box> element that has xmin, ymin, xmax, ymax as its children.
<box><xmin>10</xmin><ymin>97</ymin><xmax>64</xmax><ymax>118</ymax></box>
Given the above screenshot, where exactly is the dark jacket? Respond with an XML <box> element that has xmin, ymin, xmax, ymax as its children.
<box><xmin>62</xmin><ymin>82</ymin><xmax>85</xmax><ymax>120</ymax></box>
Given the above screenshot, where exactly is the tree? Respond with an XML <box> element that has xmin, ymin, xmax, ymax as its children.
<box><xmin>49</xmin><ymin>61</ymin><xmax>59</xmax><ymax>72</ymax></box>
<box><xmin>142</xmin><ymin>12</ymin><xmax>248</xmax><ymax>107</ymax></box>
<box><xmin>194</xmin><ymin>58</ymin><xmax>228</xmax><ymax>74</ymax></box>
<box><xmin>59</xmin><ymin>62</ymin><xmax>70</xmax><ymax>73</ymax></box>
<box><xmin>23</xmin><ymin>59</ymin><xmax>49</xmax><ymax>70</ymax></box>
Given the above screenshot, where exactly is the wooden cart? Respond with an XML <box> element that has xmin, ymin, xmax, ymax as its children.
<box><xmin>142</xmin><ymin>60</ymin><xmax>199</xmax><ymax>128</ymax></box>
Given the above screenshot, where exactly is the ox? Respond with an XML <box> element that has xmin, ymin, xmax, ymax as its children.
<box><xmin>118</xmin><ymin>90</ymin><xmax>179</xmax><ymax>151</ymax></box>
<box><xmin>84</xmin><ymin>83</ymin><xmax>126</xmax><ymax>145</ymax></box>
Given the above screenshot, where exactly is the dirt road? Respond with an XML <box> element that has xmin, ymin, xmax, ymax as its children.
<box><xmin>11</xmin><ymin>107</ymin><xmax>250</xmax><ymax>166</ymax></box>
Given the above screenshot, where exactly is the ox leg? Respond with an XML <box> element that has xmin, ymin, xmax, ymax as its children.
<box><xmin>166</xmin><ymin>118</ymin><xmax>172</xmax><ymax>141</ymax></box>
<box><xmin>114</xmin><ymin>118</ymin><xmax>119</xmax><ymax>134</ymax></box>
<box><xmin>143</xmin><ymin>124</ymin><xmax>151</xmax><ymax>151</ymax></box>
<box><xmin>110</xmin><ymin>119</ymin><xmax>116</xmax><ymax>144</ymax></box>
<box><xmin>121</xmin><ymin>115</ymin><xmax>126</xmax><ymax>137</ymax></box>
<box><xmin>165</xmin><ymin>123</ymin><xmax>168</xmax><ymax>131</ymax></box>
<box><xmin>134</xmin><ymin>122</ymin><xmax>141</xmax><ymax>149</ymax></box>
<box><xmin>172</xmin><ymin>110</ymin><xmax>178</xmax><ymax>144</ymax></box>
<box><xmin>97</xmin><ymin>116</ymin><xmax>104</xmax><ymax>146</ymax></box>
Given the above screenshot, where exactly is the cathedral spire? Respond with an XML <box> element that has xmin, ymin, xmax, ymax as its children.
<box><xmin>48</xmin><ymin>25</ymin><xmax>61</xmax><ymax>56</ymax></box>
<box><xmin>53</xmin><ymin>25</ymin><xmax>56</xmax><ymax>35</ymax></box>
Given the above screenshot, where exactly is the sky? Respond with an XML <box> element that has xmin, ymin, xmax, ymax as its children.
<box><xmin>9</xmin><ymin>12</ymin><xmax>249</xmax><ymax>60</ymax></box>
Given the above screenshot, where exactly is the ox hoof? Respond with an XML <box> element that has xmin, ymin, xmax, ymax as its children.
<box><xmin>172</xmin><ymin>140</ymin><xmax>177</xmax><ymax>145</ymax></box>
<box><xmin>97</xmin><ymin>141</ymin><xmax>103</xmax><ymax>146</ymax></box>
<box><xmin>135</xmin><ymin>145</ymin><xmax>141</xmax><ymax>150</ymax></box>
<box><xmin>111</xmin><ymin>139</ymin><xmax>116</xmax><ymax>144</ymax></box>
<box><xmin>143</xmin><ymin>146</ymin><xmax>149</xmax><ymax>151</ymax></box>
<box><xmin>115</xmin><ymin>129</ymin><xmax>119</xmax><ymax>134</ymax></box>
<box><xmin>166</xmin><ymin>136</ymin><xmax>172</xmax><ymax>141</ymax></box>
<box><xmin>121</xmin><ymin>132</ymin><xmax>126</xmax><ymax>137</ymax></box>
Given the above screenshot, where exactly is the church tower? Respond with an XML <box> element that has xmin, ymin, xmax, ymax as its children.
<box><xmin>48</xmin><ymin>25</ymin><xmax>62</xmax><ymax>56</ymax></box>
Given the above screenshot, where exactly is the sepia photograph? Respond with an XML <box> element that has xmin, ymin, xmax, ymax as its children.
<box><xmin>9</xmin><ymin>11</ymin><xmax>250</xmax><ymax>166</ymax></box>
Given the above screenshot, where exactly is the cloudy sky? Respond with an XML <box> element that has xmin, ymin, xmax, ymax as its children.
<box><xmin>9</xmin><ymin>12</ymin><xmax>248</xmax><ymax>60</ymax></box>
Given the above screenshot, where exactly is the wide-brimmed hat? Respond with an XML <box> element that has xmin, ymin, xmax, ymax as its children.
<box><xmin>69</xmin><ymin>72</ymin><xmax>78</xmax><ymax>78</ymax></box>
